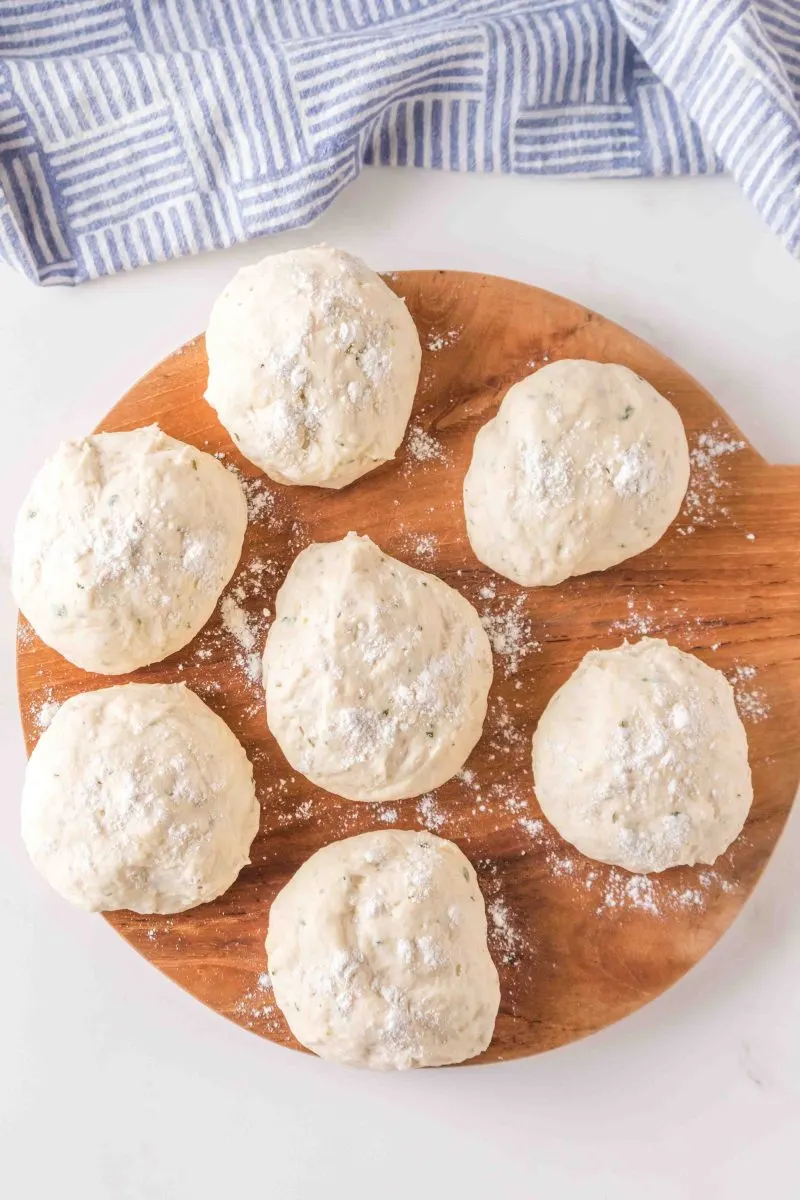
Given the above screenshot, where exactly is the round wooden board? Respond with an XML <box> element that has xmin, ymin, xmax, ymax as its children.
<box><xmin>16</xmin><ymin>271</ymin><xmax>800</xmax><ymax>1065</ymax></box>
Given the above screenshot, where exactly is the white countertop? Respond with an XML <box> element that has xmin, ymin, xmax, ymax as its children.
<box><xmin>1</xmin><ymin>169</ymin><xmax>799</xmax><ymax>1200</ymax></box>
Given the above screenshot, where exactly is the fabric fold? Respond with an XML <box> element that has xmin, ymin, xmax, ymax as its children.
<box><xmin>0</xmin><ymin>1</ymin><xmax>797</xmax><ymax>286</ymax></box>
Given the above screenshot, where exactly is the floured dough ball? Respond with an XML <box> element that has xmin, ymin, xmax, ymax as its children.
<box><xmin>22</xmin><ymin>683</ymin><xmax>259</xmax><ymax>913</ymax></box>
<box><xmin>532</xmin><ymin>638</ymin><xmax>752</xmax><ymax>873</ymax></box>
<box><xmin>12</xmin><ymin>425</ymin><xmax>247</xmax><ymax>675</ymax></box>
<box><xmin>205</xmin><ymin>244</ymin><xmax>421</xmax><ymax>489</ymax></box>
<box><xmin>263</xmin><ymin>533</ymin><xmax>493</xmax><ymax>802</ymax></box>
<box><xmin>267</xmin><ymin>829</ymin><xmax>500</xmax><ymax>1069</ymax></box>
<box><xmin>464</xmin><ymin>360</ymin><xmax>690</xmax><ymax>586</ymax></box>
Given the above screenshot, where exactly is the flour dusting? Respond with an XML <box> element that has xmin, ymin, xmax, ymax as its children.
<box><xmin>477</xmin><ymin>857</ymin><xmax>527</xmax><ymax>969</ymax></box>
<box><xmin>417</xmin><ymin>793</ymin><xmax>446</xmax><ymax>831</ymax></box>
<box><xmin>406</xmin><ymin>424</ymin><xmax>450</xmax><ymax>466</ymax></box>
<box><xmin>30</xmin><ymin>687</ymin><xmax>60</xmax><ymax>731</ymax></box>
<box><xmin>728</xmin><ymin>663</ymin><xmax>770</xmax><ymax>723</ymax></box>
<box><xmin>401</xmin><ymin>530</ymin><xmax>439</xmax><ymax>563</ymax></box>
<box><xmin>681</xmin><ymin>424</ymin><xmax>746</xmax><ymax>534</ymax></box>
<box><xmin>220</xmin><ymin>594</ymin><xmax>262</xmax><ymax>683</ymax></box>
<box><xmin>426</xmin><ymin>327</ymin><xmax>462</xmax><ymax>353</ymax></box>
<box><xmin>35</xmin><ymin>698</ymin><xmax>61</xmax><ymax>730</ymax></box>
<box><xmin>479</xmin><ymin>594</ymin><xmax>539</xmax><ymax>675</ymax></box>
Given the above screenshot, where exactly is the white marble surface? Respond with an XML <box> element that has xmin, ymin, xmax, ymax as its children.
<box><xmin>1</xmin><ymin>169</ymin><xmax>799</xmax><ymax>1200</ymax></box>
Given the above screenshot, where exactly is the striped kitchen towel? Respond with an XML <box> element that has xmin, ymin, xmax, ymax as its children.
<box><xmin>0</xmin><ymin>1</ymin><xmax>798</xmax><ymax>285</ymax></box>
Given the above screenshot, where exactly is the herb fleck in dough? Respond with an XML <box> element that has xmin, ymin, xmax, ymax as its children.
<box><xmin>263</xmin><ymin>533</ymin><xmax>493</xmax><ymax>802</ymax></box>
<box><xmin>12</xmin><ymin>425</ymin><xmax>247</xmax><ymax>675</ymax></box>
<box><xmin>463</xmin><ymin>359</ymin><xmax>690</xmax><ymax>586</ymax></box>
<box><xmin>205</xmin><ymin>244</ymin><xmax>421</xmax><ymax>489</ymax></box>
<box><xmin>266</xmin><ymin>829</ymin><xmax>500</xmax><ymax>1069</ymax></box>
<box><xmin>22</xmin><ymin>683</ymin><xmax>259</xmax><ymax>914</ymax></box>
<box><xmin>532</xmin><ymin>638</ymin><xmax>753</xmax><ymax>873</ymax></box>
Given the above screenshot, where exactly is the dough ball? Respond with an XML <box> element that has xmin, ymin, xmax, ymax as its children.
<box><xmin>264</xmin><ymin>533</ymin><xmax>493</xmax><ymax>802</ymax></box>
<box><xmin>463</xmin><ymin>360</ymin><xmax>690</xmax><ymax>586</ymax></box>
<box><xmin>205</xmin><ymin>245</ymin><xmax>421</xmax><ymax>489</ymax></box>
<box><xmin>532</xmin><ymin>638</ymin><xmax>752</xmax><ymax>873</ymax></box>
<box><xmin>22</xmin><ymin>683</ymin><xmax>259</xmax><ymax>913</ymax></box>
<box><xmin>12</xmin><ymin>426</ymin><xmax>247</xmax><ymax>675</ymax></box>
<box><xmin>266</xmin><ymin>829</ymin><xmax>500</xmax><ymax>1069</ymax></box>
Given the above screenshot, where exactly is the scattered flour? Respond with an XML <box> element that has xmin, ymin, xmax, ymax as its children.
<box><xmin>220</xmin><ymin>594</ymin><xmax>256</xmax><ymax>653</ymax></box>
<box><xmin>17</xmin><ymin>621</ymin><xmax>34</xmax><ymax>648</ymax></box>
<box><xmin>32</xmin><ymin>692</ymin><xmax>60</xmax><ymax>730</ymax></box>
<box><xmin>487</xmin><ymin>695</ymin><xmax>527</xmax><ymax>754</ymax></box>
<box><xmin>612</xmin><ymin>593</ymin><xmax>657</xmax><ymax>636</ymax></box>
<box><xmin>406</xmin><ymin>424</ymin><xmax>450</xmax><ymax>466</ymax></box>
<box><xmin>234</xmin><ymin>982</ymin><xmax>282</xmax><ymax>1033</ymax></box>
<box><xmin>595</xmin><ymin>871</ymin><xmax>661</xmax><ymax>915</ymax></box>
<box><xmin>479</xmin><ymin>594</ymin><xmax>539</xmax><ymax>675</ymax></box>
<box><xmin>682</xmin><ymin>424</ymin><xmax>746</xmax><ymax>534</ymax></box>
<box><xmin>417</xmin><ymin>793</ymin><xmax>446</xmax><ymax>832</ymax></box>
<box><xmin>216</xmin><ymin>452</ymin><xmax>278</xmax><ymax>523</ymax></box>
<box><xmin>142</xmin><ymin>917</ymin><xmax>176</xmax><ymax>946</ymax></box>
<box><xmin>275</xmin><ymin>796</ymin><xmax>314</xmax><ymax>827</ymax></box>
<box><xmin>727</xmin><ymin>663</ymin><xmax>770</xmax><ymax>723</ymax></box>
<box><xmin>240</xmin><ymin>475</ymin><xmax>276</xmax><ymax>522</ymax></box>
<box><xmin>487</xmin><ymin>803</ymin><xmax>742</xmax><ymax>918</ymax></box>
<box><xmin>220</xmin><ymin>594</ymin><xmax>262</xmax><ymax>683</ymax></box>
<box><xmin>487</xmin><ymin>899</ymin><xmax>523</xmax><ymax>964</ymax></box>
<box><xmin>591</xmin><ymin>866</ymin><xmax>723</xmax><ymax>916</ymax></box>
<box><xmin>610</xmin><ymin>592</ymin><xmax>726</xmax><ymax>645</ymax></box>
<box><xmin>402</xmin><ymin>531</ymin><xmax>439</xmax><ymax>562</ymax></box>
<box><xmin>426</xmin><ymin>327</ymin><xmax>462</xmax><ymax>353</ymax></box>
<box><xmin>202</xmin><ymin>556</ymin><xmax>286</xmax><ymax>697</ymax></box>
<box><xmin>476</xmin><ymin>859</ymin><xmax>527</xmax><ymax>969</ymax></box>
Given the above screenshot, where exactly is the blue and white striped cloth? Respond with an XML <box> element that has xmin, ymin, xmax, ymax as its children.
<box><xmin>0</xmin><ymin>2</ymin><xmax>798</xmax><ymax>285</ymax></box>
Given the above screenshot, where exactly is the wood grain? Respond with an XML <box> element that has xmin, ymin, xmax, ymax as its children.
<box><xmin>16</xmin><ymin>271</ymin><xmax>800</xmax><ymax>1065</ymax></box>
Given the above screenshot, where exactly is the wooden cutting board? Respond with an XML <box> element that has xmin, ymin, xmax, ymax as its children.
<box><xmin>16</xmin><ymin>271</ymin><xmax>800</xmax><ymax>1065</ymax></box>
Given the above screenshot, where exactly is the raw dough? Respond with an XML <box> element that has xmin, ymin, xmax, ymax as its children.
<box><xmin>12</xmin><ymin>425</ymin><xmax>247</xmax><ymax>674</ymax></box>
<box><xmin>531</xmin><ymin>638</ymin><xmax>752</xmax><ymax>873</ymax></box>
<box><xmin>263</xmin><ymin>533</ymin><xmax>493</xmax><ymax>802</ymax></box>
<box><xmin>205</xmin><ymin>245</ymin><xmax>421</xmax><ymax>489</ymax></box>
<box><xmin>22</xmin><ymin>683</ymin><xmax>259</xmax><ymax>913</ymax></box>
<box><xmin>463</xmin><ymin>360</ymin><xmax>690</xmax><ymax>586</ymax></box>
<box><xmin>266</xmin><ymin>829</ymin><xmax>500</xmax><ymax>1069</ymax></box>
